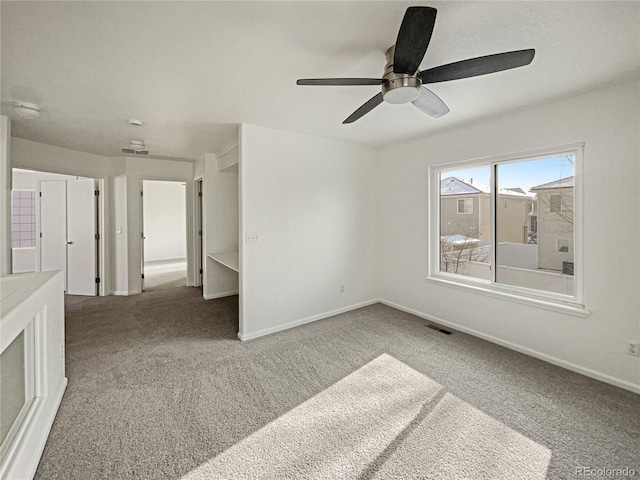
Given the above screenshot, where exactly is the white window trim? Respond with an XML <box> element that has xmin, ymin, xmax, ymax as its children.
<box><xmin>457</xmin><ymin>198</ymin><xmax>473</xmax><ymax>214</ymax></box>
<box><xmin>427</xmin><ymin>142</ymin><xmax>586</xmax><ymax>313</ymax></box>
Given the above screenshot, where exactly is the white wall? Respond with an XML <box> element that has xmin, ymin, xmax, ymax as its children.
<box><xmin>1</xmin><ymin>117</ymin><xmax>11</xmax><ymax>275</ymax></box>
<box><xmin>202</xmin><ymin>152</ymin><xmax>239</xmax><ymax>299</ymax></box>
<box><xmin>240</xmin><ymin>124</ymin><xmax>378</xmax><ymax>340</ymax></box>
<box><xmin>377</xmin><ymin>80</ymin><xmax>640</xmax><ymax>391</ymax></box>
<box><xmin>142</xmin><ymin>180</ymin><xmax>187</xmax><ymax>264</ymax></box>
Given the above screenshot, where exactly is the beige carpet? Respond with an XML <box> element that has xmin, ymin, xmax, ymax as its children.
<box><xmin>143</xmin><ymin>268</ymin><xmax>187</xmax><ymax>290</ymax></box>
<box><xmin>35</xmin><ymin>288</ymin><xmax>639</xmax><ymax>479</ymax></box>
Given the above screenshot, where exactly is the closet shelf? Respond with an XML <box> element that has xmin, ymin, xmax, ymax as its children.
<box><xmin>207</xmin><ymin>251</ymin><xmax>239</xmax><ymax>272</ymax></box>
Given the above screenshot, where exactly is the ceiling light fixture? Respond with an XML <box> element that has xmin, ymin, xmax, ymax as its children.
<box><xmin>13</xmin><ymin>101</ymin><xmax>41</xmax><ymax>119</ymax></box>
<box><xmin>130</xmin><ymin>139</ymin><xmax>145</xmax><ymax>151</ymax></box>
<box><xmin>122</xmin><ymin>139</ymin><xmax>148</xmax><ymax>155</ymax></box>
<box><xmin>129</xmin><ymin>119</ymin><xmax>143</xmax><ymax>127</ymax></box>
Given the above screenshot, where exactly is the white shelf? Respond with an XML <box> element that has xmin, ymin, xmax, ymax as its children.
<box><xmin>207</xmin><ymin>251</ymin><xmax>239</xmax><ymax>272</ymax></box>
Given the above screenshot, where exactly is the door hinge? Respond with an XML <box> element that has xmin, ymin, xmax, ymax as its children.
<box><xmin>95</xmin><ymin>233</ymin><xmax>100</xmax><ymax>240</ymax></box>
<box><xmin>198</xmin><ymin>230</ymin><xmax>202</xmax><ymax>236</ymax></box>
<box><xmin>141</xmin><ymin>273</ymin><xmax>145</xmax><ymax>279</ymax></box>
<box><xmin>95</xmin><ymin>277</ymin><xmax>100</xmax><ymax>284</ymax></box>
<box><xmin>140</xmin><ymin>191</ymin><xmax>143</xmax><ymax>197</ymax></box>
<box><xmin>40</xmin><ymin>232</ymin><xmax>43</xmax><ymax>238</ymax></box>
<box><xmin>95</xmin><ymin>190</ymin><xmax>100</xmax><ymax>196</ymax></box>
<box><xmin>39</xmin><ymin>192</ymin><xmax>42</xmax><ymax>197</ymax></box>
<box><xmin>141</xmin><ymin>232</ymin><xmax>144</xmax><ymax>239</ymax></box>
<box><xmin>198</xmin><ymin>191</ymin><xmax>202</xmax><ymax>197</ymax></box>
<box><xmin>199</xmin><ymin>268</ymin><xmax>203</xmax><ymax>274</ymax></box>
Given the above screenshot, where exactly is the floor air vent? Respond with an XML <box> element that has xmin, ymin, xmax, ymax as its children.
<box><xmin>427</xmin><ymin>324</ymin><xmax>452</xmax><ymax>335</ymax></box>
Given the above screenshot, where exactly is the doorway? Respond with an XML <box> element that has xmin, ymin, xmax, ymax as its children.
<box><xmin>141</xmin><ymin>180</ymin><xmax>188</xmax><ymax>291</ymax></box>
<box><xmin>11</xmin><ymin>169</ymin><xmax>102</xmax><ymax>296</ymax></box>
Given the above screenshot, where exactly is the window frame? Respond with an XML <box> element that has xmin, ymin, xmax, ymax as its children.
<box><xmin>427</xmin><ymin>143</ymin><xmax>586</xmax><ymax>316</ymax></box>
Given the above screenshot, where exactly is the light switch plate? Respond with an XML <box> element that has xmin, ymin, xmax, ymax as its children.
<box><xmin>246</xmin><ymin>232</ymin><xmax>260</xmax><ymax>243</ymax></box>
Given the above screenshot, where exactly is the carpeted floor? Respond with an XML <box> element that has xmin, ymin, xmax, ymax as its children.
<box><xmin>35</xmin><ymin>287</ymin><xmax>639</xmax><ymax>479</ymax></box>
<box><xmin>143</xmin><ymin>268</ymin><xmax>187</xmax><ymax>291</ymax></box>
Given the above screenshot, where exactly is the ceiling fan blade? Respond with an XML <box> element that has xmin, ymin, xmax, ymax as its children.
<box><xmin>343</xmin><ymin>93</ymin><xmax>384</xmax><ymax>124</ymax></box>
<box><xmin>411</xmin><ymin>87</ymin><xmax>450</xmax><ymax>118</ymax></box>
<box><xmin>297</xmin><ymin>78</ymin><xmax>383</xmax><ymax>86</ymax></box>
<box><xmin>393</xmin><ymin>6</ymin><xmax>437</xmax><ymax>75</ymax></box>
<box><xmin>420</xmin><ymin>49</ymin><xmax>535</xmax><ymax>84</ymax></box>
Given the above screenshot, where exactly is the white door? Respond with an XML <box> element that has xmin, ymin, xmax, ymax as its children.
<box><xmin>66</xmin><ymin>178</ymin><xmax>96</xmax><ymax>295</ymax></box>
<box><xmin>40</xmin><ymin>180</ymin><xmax>67</xmax><ymax>289</ymax></box>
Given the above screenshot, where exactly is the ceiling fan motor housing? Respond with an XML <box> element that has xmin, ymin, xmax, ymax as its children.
<box><xmin>381</xmin><ymin>45</ymin><xmax>422</xmax><ymax>104</ymax></box>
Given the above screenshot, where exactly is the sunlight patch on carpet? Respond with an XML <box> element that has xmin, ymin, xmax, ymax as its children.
<box><xmin>182</xmin><ymin>354</ymin><xmax>550</xmax><ymax>479</ymax></box>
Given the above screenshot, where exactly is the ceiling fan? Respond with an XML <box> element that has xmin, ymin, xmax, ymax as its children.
<box><xmin>297</xmin><ymin>6</ymin><xmax>535</xmax><ymax>124</ymax></box>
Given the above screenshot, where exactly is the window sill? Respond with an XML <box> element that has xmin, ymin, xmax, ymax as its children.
<box><xmin>425</xmin><ymin>275</ymin><xmax>590</xmax><ymax>318</ymax></box>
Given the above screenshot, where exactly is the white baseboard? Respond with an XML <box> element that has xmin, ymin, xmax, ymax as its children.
<box><xmin>238</xmin><ymin>299</ymin><xmax>379</xmax><ymax>341</ymax></box>
<box><xmin>379</xmin><ymin>299</ymin><xmax>640</xmax><ymax>395</ymax></box>
<box><xmin>203</xmin><ymin>290</ymin><xmax>239</xmax><ymax>300</ymax></box>
<box><xmin>0</xmin><ymin>377</ymin><xmax>68</xmax><ymax>480</ymax></box>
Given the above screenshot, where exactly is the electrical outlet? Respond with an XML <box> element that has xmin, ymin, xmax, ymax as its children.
<box><xmin>246</xmin><ymin>232</ymin><xmax>260</xmax><ymax>243</ymax></box>
<box><xmin>626</xmin><ymin>341</ymin><xmax>639</xmax><ymax>357</ymax></box>
<box><xmin>340</xmin><ymin>284</ymin><xmax>345</xmax><ymax>293</ymax></box>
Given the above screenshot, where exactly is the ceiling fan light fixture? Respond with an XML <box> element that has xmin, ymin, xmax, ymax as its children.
<box><xmin>381</xmin><ymin>74</ymin><xmax>422</xmax><ymax>104</ymax></box>
<box><xmin>383</xmin><ymin>85</ymin><xmax>421</xmax><ymax>104</ymax></box>
<box><xmin>13</xmin><ymin>101</ymin><xmax>41</xmax><ymax>119</ymax></box>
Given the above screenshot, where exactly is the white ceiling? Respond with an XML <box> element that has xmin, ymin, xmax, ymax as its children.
<box><xmin>2</xmin><ymin>1</ymin><xmax>638</xmax><ymax>161</ymax></box>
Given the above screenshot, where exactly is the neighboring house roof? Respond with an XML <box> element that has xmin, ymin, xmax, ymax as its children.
<box><xmin>530</xmin><ymin>176</ymin><xmax>574</xmax><ymax>191</ymax></box>
<box><xmin>440</xmin><ymin>177</ymin><xmax>484</xmax><ymax>195</ymax></box>
<box><xmin>440</xmin><ymin>176</ymin><xmax>531</xmax><ymax>197</ymax></box>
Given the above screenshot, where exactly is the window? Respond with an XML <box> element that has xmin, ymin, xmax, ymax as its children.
<box><xmin>11</xmin><ymin>190</ymin><xmax>36</xmax><ymax>248</ymax></box>
<box><xmin>557</xmin><ymin>238</ymin><xmax>570</xmax><ymax>253</ymax></box>
<box><xmin>457</xmin><ymin>198</ymin><xmax>473</xmax><ymax>214</ymax></box>
<box><xmin>431</xmin><ymin>145</ymin><xmax>582</xmax><ymax>306</ymax></box>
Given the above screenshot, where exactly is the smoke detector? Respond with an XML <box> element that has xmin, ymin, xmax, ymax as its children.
<box><xmin>122</xmin><ymin>139</ymin><xmax>148</xmax><ymax>155</ymax></box>
<box><xmin>13</xmin><ymin>101</ymin><xmax>41</xmax><ymax>119</ymax></box>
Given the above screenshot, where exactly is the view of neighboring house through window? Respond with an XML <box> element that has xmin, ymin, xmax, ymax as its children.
<box><xmin>439</xmin><ymin>166</ymin><xmax>491</xmax><ymax>280</ymax></box>
<box><xmin>436</xmin><ymin>150</ymin><xmax>578</xmax><ymax>301</ymax></box>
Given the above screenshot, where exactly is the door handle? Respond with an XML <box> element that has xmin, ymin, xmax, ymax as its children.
<box><xmin>67</xmin><ymin>241</ymin><xmax>74</xmax><ymax>245</ymax></box>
